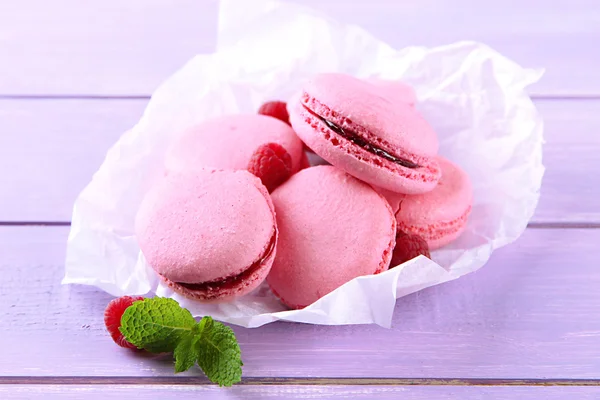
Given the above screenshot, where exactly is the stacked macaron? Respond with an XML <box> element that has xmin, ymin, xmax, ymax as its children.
<box><xmin>286</xmin><ymin>73</ymin><xmax>473</xmax><ymax>249</ymax></box>
<box><xmin>134</xmin><ymin>72</ymin><xmax>472</xmax><ymax>309</ymax></box>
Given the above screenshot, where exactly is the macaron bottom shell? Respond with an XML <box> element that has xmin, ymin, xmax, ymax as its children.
<box><xmin>397</xmin><ymin>205</ymin><xmax>471</xmax><ymax>250</ymax></box>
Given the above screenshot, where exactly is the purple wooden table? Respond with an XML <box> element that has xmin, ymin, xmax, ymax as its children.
<box><xmin>1</xmin><ymin>1</ymin><xmax>599</xmax><ymax>398</ymax></box>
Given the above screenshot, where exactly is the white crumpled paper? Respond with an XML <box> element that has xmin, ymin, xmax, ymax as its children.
<box><xmin>63</xmin><ymin>0</ymin><xmax>544</xmax><ymax>328</ymax></box>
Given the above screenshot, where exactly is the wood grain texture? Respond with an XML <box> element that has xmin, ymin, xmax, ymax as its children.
<box><xmin>1</xmin><ymin>226</ymin><xmax>599</xmax><ymax>378</ymax></box>
<box><xmin>0</xmin><ymin>99</ymin><xmax>146</xmax><ymax>222</ymax></box>
<box><xmin>0</xmin><ymin>0</ymin><xmax>598</xmax><ymax>96</ymax></box>
<box><xmin>1</xmin><ymin>385</ymin><xmax>599</xmax><ymax>400</ymax></box>
<box><xmin>533</xmin><ymin>99</ymin><xmax>600</xmax><ymax>223</ymax></box>
<box><xmin>1</xmin><ymin>98</ymin><xmax>598</xmax><ymax>223</ymax></box>
<box><xmin>0</xmin><ymin>0</ymin><xmax>218</xmax><ymax>97</ymax></box>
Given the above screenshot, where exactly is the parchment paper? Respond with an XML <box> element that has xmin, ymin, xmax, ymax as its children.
<box><xmin>63</xmin><ymin>0</ymin><xmax>545</xmax><ymax>328</ymax></box>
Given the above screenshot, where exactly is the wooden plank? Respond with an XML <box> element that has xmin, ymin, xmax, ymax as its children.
<box><xmin>1</xmin><ymin>98</ymin><xmax>597</xmax><ymax>223</ymax></box>
<box><xmin>0</xmin><ymin>0</ymin><xmax>598</xmax><ymax>96</ymax></box>
<box><xmin>0</xmin><ymin>0</ymin><xmax>218</xmax><ymax>96</ymax></box>
<box><xmin>1</xmin><ymin>226</ymin><xmax>599</xmax><ymax>378</ymax></box>
<box><xmin>0</xmin><ymin>99</ymin><xmax>145</xmax><ymax>222</ymax></box>
<box><xmin>533</xmin><ymin>99</ymin><xmax>600</xmax><ymax>224</ymax></box>
<box><xmin>0</xmin><ymin>385</ymin><xmax>598</xmax><ymax>400</ymax></box>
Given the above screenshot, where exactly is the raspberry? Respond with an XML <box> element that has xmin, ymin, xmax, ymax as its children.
<box><xmin>258</xmin><ymin>101</ymin><xmax>290</xmax><ymax>125</ymax></box>
<box><xmin>248</xmin><ymin>143</ymin><xmax>293</xmax><ymax>192</ymax></box>
<box><xmin>104</xmin><ymin>295</ymin><xmax>144</xmax><ymax>349</ymax></box>
<box><xmin>390</xmin><ymin>231</ymin><xmax>431</xmax><ymax>268</ymax></box>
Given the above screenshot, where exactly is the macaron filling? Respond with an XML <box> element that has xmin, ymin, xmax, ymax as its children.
<box><xmin>301</xmin><ymin>104</ymin><xmax>420</xmax><ymax>169</ymax></box>
<box><xmin>166</xmin><ymin>230</ymin><xmax>277</xmax><ymax>297</ymax></box>
<box><xmin>299</xmin><ymin>92</ymin><xmax>431</xmax><ymax>168</ymax></box>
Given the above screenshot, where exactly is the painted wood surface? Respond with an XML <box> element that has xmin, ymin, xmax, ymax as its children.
<box><xmin>1</xmin><ymin>98</ymin><xmax>598</xmax><ymax>223</ymax></box>
<box><xmin>2</xmin><ymin>226</ymin><xmax>599</xmax><ymax>378</ymax></box>
<box><xmin>1</xmin><ymin>0</ymin><xmax>599</xmax><ymax>396</ymax></box>
<box><xmin>0</xmin><ymin>99</ymin><xmax>146</xmax><ymax>222</ymax></box>
<box><xmin>0</xmin><ymin>0</ymin><xmax>599</xmax><ymax>96</ymax></box>
<box><xmin>1</xmin><ymin>385</ymin><xmax>599</xmax><ymax>400</ymax></box>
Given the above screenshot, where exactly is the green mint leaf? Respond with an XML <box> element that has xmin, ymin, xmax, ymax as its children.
<box><xmin>173</xmin><ymin>332</ymin><xmax>199</xmax><ymax>373</ymax></box>
<box><xmin>119</xmin><ymin>297</ymin><xmax>196</xmax><ymax>353</ymax></box>
<box><xmin>118</xmin><ymin>297</ymin><xmax>243</xmax><ymax>385</ymax></box>
<box><xmin>195</xmin><ymin>316</ymin><xmax>243</xmax><ymax>387</ymax></box>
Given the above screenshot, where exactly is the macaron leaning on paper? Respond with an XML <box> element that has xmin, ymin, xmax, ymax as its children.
<box><xmin>288</xmin><ymin>72</ymin><xmax>441</xmax><ymax>194</ymax></box>
<box><xmin>391</xmin><ymin>157</ymin><xmax>474</xmax><ymax>250</ymax></box>
<box><xmin>165</xmin><ymin>114</ymin><xmax>305</xmax><ymax>174</ymax></box>
<box><xmin>135</xmin><ymin>169</ymin><xmax>278</xmax><ymax>301</ymax></box>
<box><xmin>267</xmin><ymin>165</ymin><xmax>397</xmax><ymax>309</ymax></box>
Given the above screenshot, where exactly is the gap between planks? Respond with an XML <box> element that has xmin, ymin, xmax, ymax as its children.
<box><xmin>0</xmin><ymin>377</ymin><xmax>599</xmax><ymax>387</ymax></box>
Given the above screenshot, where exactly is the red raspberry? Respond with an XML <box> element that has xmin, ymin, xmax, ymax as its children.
<box><xmin>104</xmin><ymin>296</ymin><xmax>144</xmax><ymax>349</ymax></box>
<box><xmin>248</xmin><ymin>143</ymin><xmax>292</xmax><ymax>192</ymax></box>
<box><xmin>258</xmin><ymin>101</ymin><xmax>290</xmax><ymax>125</ymax></box>
<box><xmin>390</xmin><ymin>231</ymin><xmax>431</xmax><ymax>268</ymax></box>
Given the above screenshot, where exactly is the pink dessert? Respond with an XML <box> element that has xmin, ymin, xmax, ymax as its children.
<box><xmin>288</xmin><ymin>73</ymin><xmax>441</xmax><ymax>194</ymax></box>
<box><xmin>368</xmin><ymin>78</ymin><xmax>417</xmax><ymax>107</ymax></box>
<box><xmin>135</xmin><ymin>169</ymin><xmax>277</xmax><ymax>302</ymax></box>
<box><xmin>267</xmin><ymin>165</ymin><xmax>397</xmax><ymax>309</ymax></box>
<box><xmin>165</xmin><ymin>114</ymin><xmax>304</xmax><ymax>174</ymax></box>
<box><xmin>374</xmin><ymin>187</ymin><xmax>406</xmax><ymax>217</ymax></box>
<box><xmin>393</xmin><ymin>157</ymin><xmax>473</xmax><ymax>250</ymax></box>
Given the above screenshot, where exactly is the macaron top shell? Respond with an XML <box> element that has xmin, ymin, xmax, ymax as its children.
<box><xmin>267</xmin><ymin>165</ymin><xmax>396</xmax><ymax>309</ymax></box>
<box><xmin>135</xmin><ymin>169</ymin><xmax>276</xmax><ymax>285</ymax></box>
<box><xmin>367</xmin><ymin>78</ymin><xmax>417</xmax><ymax>107</ymax></box>
<box><xmin>165</xmin><ymin>114</ymin><xmax>304</xmax><ymax>173</ymax></box>
<box><xmin>301</xmin><ymin>73</ymin><xmax>438</xmax><ymax>157</ymax></box>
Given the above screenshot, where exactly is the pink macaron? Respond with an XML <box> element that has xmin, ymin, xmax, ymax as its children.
<box><xmin>288</xmin><ymin>73</ymin><xmax>441</xmax><ymax>194</ymax></box>
<box><xmin>373</xmin><ymin>187</ymin><xmax>406</xmax><ymax>217</ymax></box>
<box><xmin>135</xmin><ymin>169</ymin><xmax>277</xmax><ymax>302</ymax></box>
<box><xmin>267</xmin><ymin>165</ymin><xmax>397</xmax><ymax>309</ymax></box>
<box><xmin>368</xmin><ymin>78</ymin><xmax>417</xmax><ymax>107</ymax></box>
<box><xmin>393</xmin><ymin>157</ymin><xmax>473</xmax><ymax>250</ymax></box>
<box><xmin>165</xmin><ymin>114</ymin><xmax>305</xmax><ymax>173</ymax></box>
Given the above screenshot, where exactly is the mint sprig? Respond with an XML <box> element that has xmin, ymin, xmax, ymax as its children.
<box><xmin>119</xmin><ymin>297</ymin><xmax>243</xmax><ymax>386</ymax></box>
<box><xmin>195</xmin><ymin>316</ymin><xmax>243</xmax><ymax>385</ymax></box>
